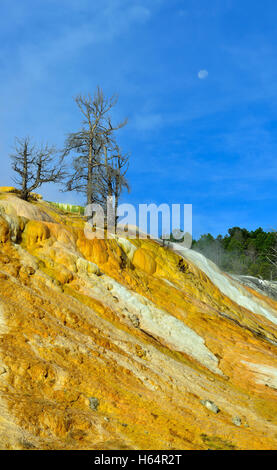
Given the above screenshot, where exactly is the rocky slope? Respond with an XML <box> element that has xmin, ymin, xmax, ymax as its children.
<box><xmin>231</xmin><ymin>275</ymin><xmax>277</xmax><ymax>301</ymax></box>
<box><xmin>0</xmin><ymin>188</ymin><xmax>276</xmax><ymax>450</ymax></box>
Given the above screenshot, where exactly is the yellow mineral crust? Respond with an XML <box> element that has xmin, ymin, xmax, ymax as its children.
<box><xmin>0</xmin><ymin>192</ymin><xmax>276</xmax><ymax>450</ymax></box>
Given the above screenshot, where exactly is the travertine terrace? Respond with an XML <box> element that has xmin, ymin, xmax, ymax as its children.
<box><xmin>0</xmin><ymin>188</ymin><xmax>276</xmax><ymax>450</ymax></box>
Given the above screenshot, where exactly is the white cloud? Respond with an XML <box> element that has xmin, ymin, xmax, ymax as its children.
<box><xmin>128</xmin><ymin>5</ymin><xmax>151</xmax><ymax>22</ymax></box>
<box><xmin>198</xmin><ymin>70</ymin><xmax>208</xmax><ymax>79</ymax></box>
<box><xmin>132</xmin><ymin>112</ymin><xmax>163</xmax><ymax>131</ymax></box>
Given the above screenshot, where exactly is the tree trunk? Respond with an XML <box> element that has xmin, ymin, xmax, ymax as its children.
<box><xmin>105</xmin><ymin>147</ymin><xmax>113</xmax><ymax>200</ymax></box>
<box><xmin>21</xmin><ymin>142</ymin><xmax>28</xmax><ymax>200</ymax></box>
<box><xmin>87</xmin><ymin>138</ymin><xmax>93</xmax><ymax>206</ymax></box>
<box><xmin>114</xmin><ymin>174</ymin><xmax>119</xmax><ymax>230</ymax></box>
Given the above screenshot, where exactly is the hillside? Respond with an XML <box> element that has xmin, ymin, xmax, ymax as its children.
<box><xmin>192</xmin><ymin>228</ymin><xmax>277</xmax><ymax>280</ymax></box>
<box><xmin>0</xmin><ymin>188</ymin><xmax>276</xmax><ymax>450</ymax></box>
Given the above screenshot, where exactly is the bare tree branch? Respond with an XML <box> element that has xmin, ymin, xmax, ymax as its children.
<box><xmin>10</xmin><ymin>137</ymin><xmax>65</xmax><ymax>200</ymax></box>
<box><xmin>62</xmin><ymin>87</ymin><xmax>130</xmax><ymax>211</ymax></box>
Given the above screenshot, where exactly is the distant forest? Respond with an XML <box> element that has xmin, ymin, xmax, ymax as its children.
<box><xmin>191</xmin><ymin>227</ymin><xmax>277</xmax><ymax>280</ymax></box>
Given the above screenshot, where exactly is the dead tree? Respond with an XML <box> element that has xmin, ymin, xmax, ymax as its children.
<box><xmin>112</xmin><ymin>146</ymin><xmax>130</xmax><ymax>225</ymax></box>
<box><xmin>10</xmin><ymin>137</ymin><xmax>64</xmax><ymax>200</ymax></box>
<box><xmin>98</xmin><ymin>145</ymin><xmax>130</xmax><ymax>227</ymax></box>
<box><xmin>266</xmin><ymin>247</ymin><xmax>277</xmax><ymax>279</ymax></box>
<box><xmin>62</xmin><ymin>87</ymin><xmax>128</xmax><ymax>207</ymax></box>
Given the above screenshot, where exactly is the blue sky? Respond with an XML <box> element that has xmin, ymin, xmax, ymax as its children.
<box><xmin>1</xmin><ymin>0</ymin><xmax>277</xmax><ymax>237</ymax></box>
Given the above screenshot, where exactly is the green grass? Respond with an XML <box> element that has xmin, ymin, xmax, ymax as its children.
<box><xmin>47</xmin><ymin>201</ymin><xmax>85</xmax><ymax>215</ymax></box>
